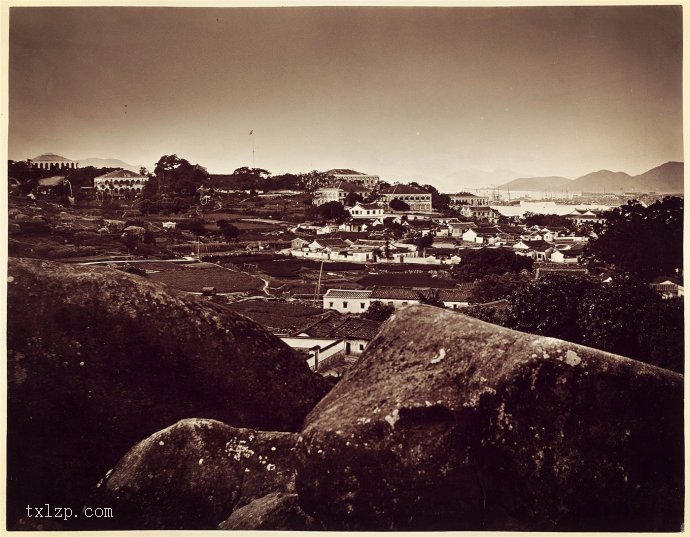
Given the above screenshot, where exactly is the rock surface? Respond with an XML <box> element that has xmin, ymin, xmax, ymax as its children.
<box><xmin>92</xmin><ymin>419</ymin><xmax>298</xmax><ymax>529</ymax></box>
<box><xmin>219</xmin><ymin>492</ymin><xmax>323</xmax><ymax>530</ymax></box>
<box><xmin>7</xmin><ymin>258</ymin><xmax>329</xmax><ymax>528</ymax></box>
<box><xmin>296</xmin><ymin>305</ymin><xmax>684</xmax><ymax>531</ymax></box>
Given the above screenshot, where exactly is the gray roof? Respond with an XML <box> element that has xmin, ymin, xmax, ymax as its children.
<box><xmin>323</xmin><ymin>289</ymin><xmax>373</xmax><ymax>299</ymax></box>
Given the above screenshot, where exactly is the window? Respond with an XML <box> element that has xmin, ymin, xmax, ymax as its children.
<box><xmin>359</xmin><ymin>344</ymin><xmax>365</xmax><ymax>350</ymax></box>
<box><xmin>329</xmin><ymin>302</ymin><xmax>334</xmax><ymax>307</ymax></box>
<box><xmin>360</xmin><ymin>303</ymin><xmax>366</xmax><ymax>309</ymax></box>
<box><xmin>343</xmin><ymin>301</ymin><xmax>348</xmax><ymax>308</ymax></box>
<box><xmin>402</xmin><ymin>302</ymin><xmax>408</xmax><ymax>306</ymax></box>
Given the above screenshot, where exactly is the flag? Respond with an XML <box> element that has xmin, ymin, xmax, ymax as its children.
<box><xmin>249</xmin><ymin>130</ymin><xmax>254</xmax><ymax>135</ymax></box>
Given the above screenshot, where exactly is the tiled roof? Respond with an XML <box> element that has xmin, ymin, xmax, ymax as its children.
<box><xmin>451</xmin><ymin>192</ymin><xmax>480</xmax><ymax>197</ymax></box>
<box><xmin>379</xmin><ymin>184</ymin><xmax>430</xmax><ymax>195</ymax></box>
<box><xmin>439</xmin><ymin>285</ymin><xmax>473</xmax><ymax>302</ymax></box>
<box><xmin>524</xmin><ymin>240</ymin><xmax>552</xmax><ymax>251</ymax></box>
<box><xmin>95</xmin><ymin>169</ymin><xmax>147</xmax><ymax>179</ymax></box>
<box><xmin>371</xmin><ymin>287</ymin><xmax>422</xmax><ymax>300</ymax></box>
<box><xmin>354</xmin><ymin>203</ymin><xmax>383</xmax><ymax>210</ymax></box>
<box><xmin>536</xmin><ymin>267</ymin><xmax>588</xmax><ymax>279</ymax></box>
<box><xmin>326</xmin><ymin>169</ymin><xmax>365</xmax><ymax>175</ymax></box>
<box><xmin>297</xmin><ymin>313</ymin><xmax>382</xmax><ymax>340</ymax></box>
<box><xmin>32</xmin><ymin>153</ymin><xmax>73</xmax><ymax>162</ymax></box>
<box><xmin>323</xmin><ymin>289</ymin><xmax>373</xmax><ymax>299</ymax></box>
<box><xmin>321</xmin><ymin>180</ymin><xmax>370</xmax><ymax>192</ymax></box>
<box><xmin>312</xmin><ymin>238</ymin><xmax>350</xmax><ymax>248</ymax></box>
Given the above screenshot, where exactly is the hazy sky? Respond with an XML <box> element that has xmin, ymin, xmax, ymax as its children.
<box><xmin>8</xmin><ymin>5</ymin><xmax>683</xmax><ymax>188</ymax></box>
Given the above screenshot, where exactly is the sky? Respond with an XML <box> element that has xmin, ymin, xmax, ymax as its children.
<box><xmin>7</xmin><ymin>4</ymin><xmax>683</xmax><ymax>190</ymax></box>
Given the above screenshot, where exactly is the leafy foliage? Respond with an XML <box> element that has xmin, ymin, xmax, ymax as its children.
<box><xmin>584</xmin><ymin>197</ymin><xmax>683</xmax><ymax>280</ymax></box>
<box><xmin>469</xmin><ymin>271</ymin><xmax>532</xmax><ymax>303</ymax></box>
<box><xmin>308</xmin><ymin>201</ymin><xmax>349</xmax><ymax>223</ymax></box>
<box><xmin>470</xmin><ymin>274</ymin><xmax>685</xmax><ymax>373</ymax></box>
<box><xmin>389</xmin><ymin>198</ymin><xmax>410</xmax><ymax>211</ymax></box>
<box><xmin>216</xmin><ymin>220</ymin><xmax>240</xmax><ymax>241</ymax></box>
<box><xmin>151</xmin><ymin>154</ymin><xmax>210</xmax><ymax>197</ymax></box>
<box><xmin>417</xmin><ymin>288</ymin><xmax>444</xmax><ymax>308</ymax></box>
<box><xmin>363</xmin><ymin>301</ymin><xmax>395</xmax><ymax>322</ymax></box>
<box><xmin>522</xmin><ymin>212</ymin><xmax>576</xmax><ymax>231</ymax></box>
<box><xmin>451</xmin><ymin>248</ymin><xmax>534</xmax><ymax>282</ymax></box>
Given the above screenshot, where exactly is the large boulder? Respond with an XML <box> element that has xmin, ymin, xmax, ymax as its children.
<box><xmin>219</xmin><ymin>492</ymin><xmax>323</xmax><ymax>530</ymax></box>
<box><xmin>92</xmin><ymin>419</ymin><xmax>298</xmax><ymax>529</ymax></box>
<box><xmin>7</xmin><ymin>258</ymin><xmax>330</xmax><ymax>528</ymax></box>
<box><xmin>296</xmin><ymin>305</ymin><xmax>683</xmax><ymax>531</ymax></box>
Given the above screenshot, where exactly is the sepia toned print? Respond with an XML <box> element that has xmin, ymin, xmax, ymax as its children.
<box><xmin>6</xmin><ymin>4</ymin><xmax>683</xmax><ymax>531</ymax></box>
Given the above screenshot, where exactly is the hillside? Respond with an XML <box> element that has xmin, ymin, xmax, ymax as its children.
<box><xmin>629</xmin><ymin>161</ymin><xmax>684</xmax><ymax>192</ymax></box>
<box><xmin>568</xmin><ymin>170</ymin><xmax>634</xmax><ymax>192</ymax></box>
<box><xmin>497</xmin><ymin>162</ymin><xmax>683</xmax><ymax>193</ymax></box>
<box><xmin>497</xmin><ymin>176</ymin><xmax>571</xmax><ymax>192</ymax></box>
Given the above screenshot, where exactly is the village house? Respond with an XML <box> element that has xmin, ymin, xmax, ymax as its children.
<box><xmin>439</xmin><ymin>286</ymin><xmax>473</xmax><ymax>309</ymax></box>
<box><xmin>449</xmin><ymin>192</ymin><xmax>490</xmax><ymax>207</ymax></box>
<box><xmin>325</xmin><ymin>169</ymin><xmax>380</xmax><ymax>189</ymax></box>
<box><xmin>459</xmin><ymin>205</ymin><xmax>501</xmax><ymax>223</ymax></box>
<box><xmin>378</xmin><ymin>184</ymin><xmax>433</xmax><ymax>212</ymax></box>
<box><xmin>281</xmin><ymin>312</ymin><xmax>382</xmax><ymax>374</ymax></box>
<box><xmin>313</xmin><ymin>180</ymin><xmax>370</xmax><ymax>206</ymax></box>
<box><xmin>370</xmin><ymin>287</ymin><xmax>423</xmax><ymax>308</ymax></box>
<box><xmin>348</xmin><ymin>202</ymin><xmax>385</xmax><ymax>219</ymax></box>
<box><xmin>462</xmin><ymin>226</ymin><xmax>502</xmax><ymax>244</ymax></box>
<box><xmin>322</xmin><ymin>289</ymin><xmax>372</xmax><ymax>314</ymax></box>
<box><xmin>550</xmin><ymin>245</ymin><xmax>585</xmax><ymax>264</ymax></box>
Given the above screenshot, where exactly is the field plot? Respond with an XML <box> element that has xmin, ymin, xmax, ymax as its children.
<box><xmin>226</xmin><ymin>299</ymin><xmax>324</xmax><ymax>331</ymax></box>
<box><xmin>147</xmin><ymin>262</ymin><xmax>264</xmax><ymax>293</ymax></box>
<box><xmin>358</xmin><ymin>273</ymin><xmax>457</xmax><ymax>288</ymax></box>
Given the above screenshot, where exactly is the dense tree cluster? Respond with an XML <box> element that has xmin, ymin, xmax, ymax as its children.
<box><xmin>149</xmin><ymin>155</ymin><xmax>210</xmax><ymax>197</ymax></box>
<box><xmin>466</xmin><ymin>274</ymin><xmax>683</xmax><ymax>373</ymax></box>
<box><xmin>363</xmin><ymin>301</ymin><xmax>395</xmax><ymax>322</ymax></box>
<box><xmin>389</xmin><ymin>198</ymin><xmax>410</xmax><ymax>211</ymax></box>
<box><xmin>585</xmin><ymin>197</ymin><xmax>683</xmax><ymax>280</ymax></box>
<box><xmin>306</xmin><ymin>200</ymin><xmax>349</xmax><ymax>223</ymax></box>
<box><xmin>522</xmin><ymin>212</ymin><xmax>576</xmax><ymax>231</ymax></box>
<box><xmin>451</xmin><ymin>248</ymin><xmax>534</xmax><ymax>282</ymax></box>
<box><xmin>468</xmin><ymin>271</ymin><xmax>532</xmax><ymax>303</ymax></box>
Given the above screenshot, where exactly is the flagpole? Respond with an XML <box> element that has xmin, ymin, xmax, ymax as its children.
<box><xmin>250</xmin><ymin>129</ymin><xmax>255</xmax><ymax>167</ymax></box>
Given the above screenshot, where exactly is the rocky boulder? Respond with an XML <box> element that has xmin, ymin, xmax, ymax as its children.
<box><xmin>92</xmin><ymin>419</ymin><xmax>298</xmax><ymax>529</ymax></box>
<box><xmin>7</xmin><ymin>258</ymin><xmax>330</xmax><ymax>528</ymax></box>
<box><xmin>296</xmin><ymin>306</ymin><xmax>683</xmax><ymax>531</ymax></box>
<box><xmin>219</xmin><ymin>492</ymin><xmax>323</xmax><ymax>530</ymax></box>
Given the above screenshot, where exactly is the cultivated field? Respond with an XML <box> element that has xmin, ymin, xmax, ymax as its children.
<box><xmin>146</xmin><ymin>262</ymin><xmax>264</xmax><ymax>293</ymax></box>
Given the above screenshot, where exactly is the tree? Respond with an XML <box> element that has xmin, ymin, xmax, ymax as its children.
<box><xmin>584</xmin><ymin>197</ymin><xmax>683</xmax><ymax>280</ymax></box>
<box><xmin>187</xmin><ymin>218</ymin><xmax>207</xmax><ymax>235</ymax></box>
<box><xmin>451</xmin><ymin>248</ymin><xmax>533</xmax><ymax>282</ymax></box>
<box><xmin>505</xmin><ymin>275</ymin><xmax>596</xmax><ymax>344</ymax></box>
<box><xmin>522</xmin><ymin>212</ymin><xmax>576</xmax><ymax>232</ymax></box>
<box><xmin>315</xmin><ymin>201</ymin><xmax>348</xmax><ymax>223</ymax></box>
<box><xmin>364</xmin><ymin>301</ymin><xmax>395</xmax><ymax>322</ymax></box>
<box><xmin>389</xmin><ymin>198</ymin><xmax>410</xmax><ymax>211</ymax></box>
<box><xmin>469</xmin><ymin>271</ymin><xmax>532</xmax><ymax>303</ymax></box>
<box><xmin>216</xmin><ymin>219</ymin><xmax>240</xmax><ymax>241</ymax></box>
<box><xmin>153</xmin><ymin>155</ymin><xmax>210</xmax><ymax>197</ymax></box>
<box><xmin>344</xmin><ymin>192</ymin><xmax>363</xmax><ymax>206</ymax></box>
<box><xmin>417</xmin><ymin>289</ymin><xmax>444</xmax><ymax>308</ymax></box>
<box><xmin>416</xmin><ymin>234</ymin><xmax>434</xmax><ymax>251</ymax></box>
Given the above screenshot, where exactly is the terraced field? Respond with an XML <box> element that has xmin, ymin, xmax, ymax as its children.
<box><xmin>147</xmin><ymin>262</ymin><xmax>264</xmax><ymax>293</ymax></box>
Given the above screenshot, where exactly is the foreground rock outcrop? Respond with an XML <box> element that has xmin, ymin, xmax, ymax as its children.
<box><xmin>296</xmin><ymin>306</ymin><xmax>684</xmax><ymax>531</ymax></box>
<box><xmin>7</xmin><ymin>258</ymin><xmax>330</xmax><ymax>528</ymax></box>
<box><xmin>92</xmin><ymin>419</ymin><xmax>299</xmax><ymax>529</ymax></box>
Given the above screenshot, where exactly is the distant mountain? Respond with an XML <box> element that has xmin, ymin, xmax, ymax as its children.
<box><xmin>496</xmin><ymin>162</ymin><xmax>683</xmax><ymax>194</ymax></box>
<box><xmin>629</xmin><ymin>161</ymin><xmax>684</xmax><ymax>193</ymax></box>
<box><xmin>78</xmin><ymin>158</ymin><xmax>149</xmax><ymax>173</ymax></box>
<box><xmin>568</xmin><ymin>170</ymin><xmax>634</xmax><ymax>193</ymax></box>
<box><xmin>498</xmin><ymin>176</ymin><xmax>571</xmax><ymax>192</ymax></box>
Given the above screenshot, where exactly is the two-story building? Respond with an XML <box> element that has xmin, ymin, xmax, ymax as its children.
<box><xmin>94</xmin><ymin>169</ymin><xmax>149</xmax><ymax>198</ymax></box>
<box><xmin>348</xmin><ymin>202</ymin><xmax>385</xmax><ymax>219</ymax></box>
<box><xmin>325</xmin><ymin>169</ymin><xmax>380</xmax><ymax>189</ymax></box>
<box><xmin>313</xmin><ymin>181</ymin><xmax>371</xmax><ymax>206</ymax></box>
<box><xmin>449</xmin><ymin>192</ymin><xmax>490</xmax><ymax>207</ymax></box>
<box><xmin>378</xmin><ymin>184</ymin><xmax>433</xmax><ymax>212</ymax></box>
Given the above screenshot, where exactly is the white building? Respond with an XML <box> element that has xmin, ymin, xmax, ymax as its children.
<box><xmin>325</xmin><ymin>169</ymin><xmax>380</xmax><ymax>189</ymax></box>
<box><xmin>30</xmin><ymin>153</ymin><xmax>79</xmax><ymax>170</ymax></box>
<box><xmin>313</xmin><ymin>181</ymin><xmax>371</xmax><ymax>206</ymax></box>
<box><xmin>323</xmin><ymin>289</ymin><xmax>373</xmax><ymax>314</ymax></box>
<box><xmin>449</xmin><ymin>192</ymin><xmax>489</xmax><ymax>206</ymax></box>
<box><xmin>348</xmin><ymin>202</ymin><xmax>385</xmax><ymax>219</ymax></box>
<box><xmin>378</xmin><ymin>184</ymin><xmax>433</xmax><ymax>212</ymax></box>
<box><xmin>94</xmin><ymin>169</ymin><xmax>149</xmax><ymax>197</ymax></box>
